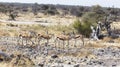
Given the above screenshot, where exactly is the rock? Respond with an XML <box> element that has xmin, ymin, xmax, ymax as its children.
<box><xmin>85</xmin><ymin>56</ymin><xmax>88</xmax><ymax>58</ymax></box>
<box><xmin>11</xmin><ymin>54</ymin><xmax>35</xmax><ymax>66</ymax></box>
<box><xmin>38</xmin><ymin>63</ymin><xmax>44</xmax><ymax>67</ymax></box>
<box><xmin>108</xmin><ymin>40</ymin><xmax>114</xmax><ymax>43</ymax></box>
<box><xmin>51</xmin><ymin>54</ymin><xmax>58</xmax><ymax>59</ymax></box>
<box><xmin>74</xmin><ymin>64</ymin><xmax>80</xmax><ymax>67</ymax></box>
<box><xmin>100</xmin><ymin>49</ymin><xmax>104</xmax><ymax>52</ymax></box>
<box><xmin>68</xmin><ymin>62</ymin><xmax>71</xmax><ymax>64</ymax></box>
<box><xmin>0</xmin><ymin>51</ymin><xmax>12</xmax><ymax>62</ymax></box>
<box><xmin>98</xmin><ymin>61</ymin><xmax>103</xmax><ymax>65</ymax></box>
<box><xmin>87</xmin><ymin>62</ymin><xmax>93</xmax><ymax>65</ymax></box>
<box><xmin>83</xmin><ymin>59</ymin><xmax>87</xmax><ymax>62</ymax></box>
<box><xmin>10</xmin><ymin>54</ymin><xmax>15</xmax><ymax>58</ymax></box>
<box><xmin>51</xmin><ymin>63</ymin><xmax>64</xmax><ymax>67</ymax></box>
<box><xmin>112</xmin><ymin>64</ymin><xmax>116</xmax><ymax>67</ymax></box>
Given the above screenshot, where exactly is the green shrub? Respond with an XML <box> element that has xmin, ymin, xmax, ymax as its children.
<box><xmin>73</xmin><ymin>19</ymin><xmax>92</xmax><ymax>37</ymax></box>
<box><xmin>73</xmin><ymin>11</ymin><xmax>105</xmax><ymax>37</ymax></box>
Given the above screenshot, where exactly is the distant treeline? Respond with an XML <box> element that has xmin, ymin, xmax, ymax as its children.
<box><xmin>0</xmin><ymin>2</ymin><xmax>120</xmax><ymax>20</ymax></box>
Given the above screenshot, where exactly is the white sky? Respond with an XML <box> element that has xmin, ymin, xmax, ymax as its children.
<box><xmin>0</xmin><ymin>0</ymin><xmax>120</xmax><ymax>8</ymax></box>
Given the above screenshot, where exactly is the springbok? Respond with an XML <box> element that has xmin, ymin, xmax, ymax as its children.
<box><xmin>55</xmin><ymin>31</ymin><xmax>72</xmax><ymax>50</ymax></box>
<box><xmin>37</xmin><ymin>30</ymin><xmax>54</xmax><ymax>55</ymax></box>
<box><xmin>37</xmin><ymin>30</ymin><xmax>53</xmax><ymax>46</ymax></box>
<box><xmin>18</xmin><ymin>32</ymin><xmax>28</xmax><ymax>45</ymax></box>
<box><xmin>71</xmin><ymin>31</ymin><xmax>84</xmax><ymax>47</ymax></box>
<box><xmin>17</xmin><ymin>31</ymin><xmax>36</xmax><ymax>45</ymax></box>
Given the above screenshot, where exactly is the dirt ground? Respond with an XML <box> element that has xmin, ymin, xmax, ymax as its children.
<box><xmin>0</xmin><ymin>13</ymin><xmax>120</xmax><ymax>67</ymax></box>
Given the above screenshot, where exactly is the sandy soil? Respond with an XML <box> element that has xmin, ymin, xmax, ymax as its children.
<box><xmin>0</xmin><ymin>13</ymin><xmax>120</xmax><ymax>67</ymax></box>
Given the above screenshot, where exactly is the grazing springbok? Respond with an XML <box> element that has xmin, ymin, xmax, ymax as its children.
<box><xmin>17</xmin><ymin>32</ymin><xmax>28</xmax><ymax>45</ymax></box>
<box><xmin>37</xmin><ymin>30</ymin><xmax>53</xmax><ymax>46</ymax></box>
<box><xmin>55</xmin><ymin>31</ymin><xmax>72</xmax><ymax>50</ymax></box>
<box><xmin>17</xmin><ymin>31</ymin><xmax>36</xmax><ymax>45</ymax></box>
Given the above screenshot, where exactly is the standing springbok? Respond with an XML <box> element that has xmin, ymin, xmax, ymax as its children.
<box><xmin>37</xmin><ymin>30</ymin><xmax>54</xmax><ymax>55</ymax></box>
<box><xmin>71</xmin><ymin>31</ymin><xmax>84</xmax><ymax>47</ymax></box>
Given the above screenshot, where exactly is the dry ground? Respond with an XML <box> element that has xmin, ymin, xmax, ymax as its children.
<box><xmin>0</xmin><ymin>13</ymin><xmax>120</xmax><ymax>67</ymax></box>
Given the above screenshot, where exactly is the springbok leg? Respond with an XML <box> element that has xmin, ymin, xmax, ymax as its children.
<box><xmin>82</xmin><ymin>36</ymin><xmax>84</xmax><ymax>46</ymax></box>
<box><xmin>58</xmin><ymin>39</ymin><xmax>60</xmax><ymax>49</ymax></box>
<box><xmin>39</xmin><ymin>39</ymin><xmax>41</xmax><ymax>51</ymax></box>
<box><xmin>63</xmin><ymin>40</ymin><xmax>65</xmax><ymax>50</ymax></box>
<box><xmin>17</xmin><ymin>37</ymin><xmax>20</xmax><ymax>45</ymax></box>
<box><xmin>47</xmin><ymin>39</ymin><xmax>49</xmax><ymax>45</ymax></box>
<box><xmin>22</xmin><ymin>38</ymin><xmax>24</xmax><ymax>45</ymax></box>
<box><xmin>38</xmin><ymin>38</ymin><xmax>41</xmax><ymax>45</ymax></box>
<box><xmin>35</xmin><ymin>36</ymin><xmax>37</xmax><ymax>42</ymax></box>
<box><xmin>67</xmin><ymin>40</ymin><xmax>69</xmax><ymax>53</ymax></box>
<box><xmin>54</xmin><ymin>38</ymin><xmax>57</xmax><ymax>48</ymax></box>
<box><xmin>55</xmin><ymin>38</ymin><xmax>58</xmax><ymax>49</ymax></box>
<box><xmin>25</xmin><ymin>38</ymin><xmax>27</xmax><ymax>45</ymax></box>
<box><xmin>74</xmin><ymin>39</ymin><xmax>77</xmax><ymax>47</ymax></box>
<box><xmin>38</xmin><ymin>38</ymin><xmax>42</xmax><ymax>52</ymax></box>
<box><xmin>46</xmin><ymin>39</ymin><xmax>49</xmax><ymax>55</ymax></box>
<box><xmin>29</xmin><ymin>38</ymin><xmax>34</xmax><ymax>45</ymax></box>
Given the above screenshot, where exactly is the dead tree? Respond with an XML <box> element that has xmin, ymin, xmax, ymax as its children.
<box><xmin>32</xmin><ymin>3</ymin><xmax>38</xmax><ymax>15</ymax></box>
<box><xmin>90</xmin><ymin>25</ymin><xmax>99</xmax><ymax>40</ymax></box>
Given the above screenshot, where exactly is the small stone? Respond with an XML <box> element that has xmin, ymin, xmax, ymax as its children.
<box><xmin>100</xmin><ymin>49</ymin><xmax>104</xmax><ymax>52</ymax></box>
<box><xmin>68</xmin><ymin>62</ymin><xmax>71</xmax><ymax>64</ymax></box>
<box><xmin>85</xmin><ymin>56</ymin><xmax>88</xmax><ymax>58</ymax></box>
<box><xmin>93</xmin><ymin>61</ymin><xmax>96</xmax><ymax>63</ymax></box>
<box><xmin>51</xmin><ymin>54</ymin><xmax>58</xmax><ymax>59</ymax></box>
<box><xmin>98</xmin><ymin>61</ymin><xmax>103</xmax><ymax>65</ymax></box>
<box><xmin>38</xmin><ymin>63</ymin><xmax>44</xmax><ymax>67</ymax></box>
<box><xmin>74</xmin><ymin>64</ymin><xmax>80</xmax><ymax>67</ymax></box>
<box><xmin>0</xmin><ymin>51</ymin><xmax>12</xmax><ymax>62</ymax></box>
<box><xmin>87</xmin><ymin>62</ymin><xmax>92</xmax><ymax>65</ymax></box>
<box><xmin>108</xmin><ymin>40</ymin><xmax>114</xmax><ymax>43</ymax></box>
<box><xmin>112</xmin><ymin>64</ymin><xmax>116</xmax><ymax>67</ymax></box>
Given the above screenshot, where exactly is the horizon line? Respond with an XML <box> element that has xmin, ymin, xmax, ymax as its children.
<box><xmin>0</xmin><ymin>1</ymin><xmax>118</xmax><ymax>8</ymax></box>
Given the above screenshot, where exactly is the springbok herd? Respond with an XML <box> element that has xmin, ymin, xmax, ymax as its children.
<box><xmin>16</xmin><ymin>30</ymin><xmax>85</xmax><ymax>49</ymax></box>
<box><xmin>1</xmin><ymin>29</ymin><xmax>120</xmax><ymax>50</ymax></box>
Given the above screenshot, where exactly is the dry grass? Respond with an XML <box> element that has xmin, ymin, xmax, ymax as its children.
<box><xmin>0</xmin><ymin>62</ymin><xmax>13</xmax><ymax>67</ymax></box>
<box><xmin>0</xmin><ymin>21</ymin><xmax>75</xmax><ymax>37</ymax></box>
<box><xmin>84</xmin><ymin>42</ymin><xmax>106</xmax><ymax>48</ymax></box>
<box><xmin>47</xmin><ymin>25</ymin><xmax>74</xmax><ymax>34</ymax></box>
<box><xmin>0</xmin><ymin>12</ymin><xmax>76</xmax><ymax>37</ymax></box>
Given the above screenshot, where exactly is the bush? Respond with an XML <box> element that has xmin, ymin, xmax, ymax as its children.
<box><xmin>9</xmin><ymin>12</ymin><xmax>18</xmax><ymax>20</ymax></box>
<box><xmin>73</xmin><ymin>19</ymin><xmax>92</xmax><ymax>37</ymax></box>
<box><xmin>73</xmin><ymin>9</ymin><xmax>106</xmax><ymax>37</ymax></box>
<box><xmin>45</xmin><ymin>8</ymin><xmax>59</xmax><ymax>15</ymax></box>
<box><xmin>82</xmin><ymin>12</ymin><xmax>98</xmax><ymax>26</ymax></box>
<box><xmin>82</xmin><ymin>8</ymin><xmax>105</xmax><ymax>25</ymax></box>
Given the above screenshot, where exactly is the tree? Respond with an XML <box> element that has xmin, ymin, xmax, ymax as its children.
<box><xmin>9</xmin><ymin>12</ymin><xmax>18</xmax><ymax>20</ymax></box>
<box><xmin>45</xmin><ymin>5</ymin><xmax>59</xmax><ymax>15</ymax></box>
<box><xmin>82</xmin><ymin>11</ymin><xmax>105</xmax><ymax>25</ymax></box>
<box><xmin>41</xmin><ymin>5</ymin><xmax>49</xmax><ymax>10</ymax></box>
<box><xmin>33</xmin><ymin>3</ymin><xmax>39</xmax><ymax>15</ymax></box>
<box><xmin>70</xmin><ymin>8</ymin><xmax>83</xmax><ymax>17</ymax></box>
